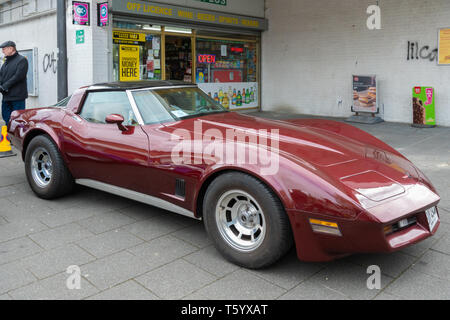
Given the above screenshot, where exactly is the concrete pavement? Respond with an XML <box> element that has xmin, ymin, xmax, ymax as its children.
<box><xmin>0</xmin><ymin>112</ymin><xmax>449</xmax><ymax>300</ymax></box>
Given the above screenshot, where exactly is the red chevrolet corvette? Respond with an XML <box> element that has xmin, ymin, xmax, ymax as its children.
<box><xmin>8</xmin><ymin>81</ymin><xmax>440</xmax><ymax>268</ymax></box>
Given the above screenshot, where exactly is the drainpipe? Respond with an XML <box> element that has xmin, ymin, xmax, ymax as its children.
<box><xmin>57</xmin><ymin>0</ymin><xmax>68</xmax><ymax>101</ymax></box>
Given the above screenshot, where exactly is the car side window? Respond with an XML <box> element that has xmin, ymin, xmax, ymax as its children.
<box><xmin>79</xmin><ymin>91</ymin><xmax>138</xmax><ymax>126</ymax></box>
<box><xmin>132</xmin><ymin>90</ymin><xmax>174</xmax><ymax>125</ymax></box>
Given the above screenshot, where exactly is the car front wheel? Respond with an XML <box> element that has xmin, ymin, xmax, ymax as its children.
<box><xmin>203</xmin><ymin>172</ymin><xmax>293</xmax><ymax>269</ymax></box>
<box><xmin>25</xmin><ymin>135</ymin><xmax>74</xmax><ymax>199</ymax></box>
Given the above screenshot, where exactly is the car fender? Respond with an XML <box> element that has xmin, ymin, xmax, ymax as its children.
<box><xmin>195</xmin><ymin>164</ymin><xmax>294</xmax><ymax>217</ymax></box>
<box><xmin>21</xmin><ymin>122</ymin><xmax>65</xmax><ymax>162</ymax></box>
<box><xmin>194</xmin><ymin>149</ymin><xmax>362</xmax><ymax>221</ymax></box>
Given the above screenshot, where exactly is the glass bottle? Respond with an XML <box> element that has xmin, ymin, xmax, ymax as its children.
<box><xmin>237</xmin><ymin>91</ymin><xmax>242</xmax><ymax>107</ymax></box>
<box><xmin>222</xmin><ymin>94</ymin><xmax>229</xmax><ymax>109</ymax></box>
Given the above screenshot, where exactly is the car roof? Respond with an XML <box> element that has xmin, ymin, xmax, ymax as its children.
<box><xmin>87</xmin><ymin>80</ymin><xmax>196</xmax><ymax>91</ymax></box>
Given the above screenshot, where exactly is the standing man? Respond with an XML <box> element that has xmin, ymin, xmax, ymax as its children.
<box><xmin>0</xmin><ymin>41</ymin><xmax>28</xmax><ymax>126</ymax></box>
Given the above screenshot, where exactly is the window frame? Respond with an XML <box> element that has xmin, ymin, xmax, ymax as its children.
<box><xmin>78</xmin><ymin>90</ymin><xmax>140</xmax><ymax>126</ymax></box>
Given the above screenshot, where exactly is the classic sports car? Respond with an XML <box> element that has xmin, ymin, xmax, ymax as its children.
<box><xmin>8</xmin><ymin>81</ymin><xmax>440</xmax><ymax>269</ymax></box>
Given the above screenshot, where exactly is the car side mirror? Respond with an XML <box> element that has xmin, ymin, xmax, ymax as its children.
<box><xmin>105</xmin><ymin>114</ymin><xmax>127</xmax><ymax>131</ymax></box>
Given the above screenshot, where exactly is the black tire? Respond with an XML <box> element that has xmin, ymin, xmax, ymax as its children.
<box><xmin>203</xmin><ymin>172</ymin><xmax>293</xmax><ymax>269</ymax></box>
<box><xmin>24</xmin><ymin>134</ymin><xmax>74</xmax><ymax>199</ymax></box>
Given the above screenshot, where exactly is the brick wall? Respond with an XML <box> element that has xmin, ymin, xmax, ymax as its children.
<box><xmin>262</xmin><ymin>0</ymin><xmax>450</xmax><ymax>126</ymax></box>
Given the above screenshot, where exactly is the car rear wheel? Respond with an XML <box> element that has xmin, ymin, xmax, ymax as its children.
<box><xmin>203</xmin><ymin>172</ymin><xmax>293</xmax><ymax>269</ymax></box>
<box><xmin>25</xmin><ymin>135</ymin><xmax>74</xmax><ymax>199</ymax></box>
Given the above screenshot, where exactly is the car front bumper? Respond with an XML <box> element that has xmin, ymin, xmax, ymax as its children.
<box><xmin>288</xmin><ymin>184</ymin><xmax>440</xmax><ymax>262</ymax></box>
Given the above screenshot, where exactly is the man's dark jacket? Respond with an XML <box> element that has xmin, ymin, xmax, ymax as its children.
<box><xmin>0</xmin><ymin>52</ymin><xmax>28</xmax><ymax>102</ymax></box>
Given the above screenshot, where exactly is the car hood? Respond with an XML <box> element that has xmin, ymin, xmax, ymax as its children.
<box><xmin>164</xmin><ymin>112</ymin><xmax>425</xmax><ymax>207</ymax></box>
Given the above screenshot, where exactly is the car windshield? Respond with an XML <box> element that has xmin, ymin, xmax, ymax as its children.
<box><xmin>53</xmin><ymin>95</ymin><xmax>72</xmax><ymax>108</ymax></box>
<box><xmin>132</xmin><ymin>87</ymin><xmax>228</xmax><ymax>124</ymax></box>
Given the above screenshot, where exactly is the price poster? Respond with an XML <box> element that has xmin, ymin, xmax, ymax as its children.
<box><xmin>352</xmin><ymin>75</ymin><xmax>378</xmax><ymax>114</ymax></box>
<box><xmin>438</xmin><ymin>28</ymin><xmax>450</xmax><ymax>65</ymax></box>
<box><xmin>412</xmin><ymin>87</ymin><xmax>436</xmax><ymax>126</ymax></box>
<box><xmin>119</xmin><ymin>45</ymin><xmax>140</xmax><ymax>81</ymax></box>
<box><xmin>73</xmin><ymin>2</ymin><xmax>90</xmax><ymax>26</ymax></box>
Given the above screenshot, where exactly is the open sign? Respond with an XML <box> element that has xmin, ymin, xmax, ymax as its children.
<box><xmin>198</xmin><ymin>54</ymin><xmax>216</xmax><ymax>64</ymax></box>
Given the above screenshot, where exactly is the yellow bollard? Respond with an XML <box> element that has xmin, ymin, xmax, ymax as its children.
<box><xmin>0</xmin><ymin>125</ymin><xmax>16</xmax><ymax>158</ymax></box>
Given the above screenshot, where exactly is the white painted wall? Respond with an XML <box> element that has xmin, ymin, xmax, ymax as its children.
<box><xmin>262</xmin><ymin>0</ymin><xmax>450</xmax><ymax>126</ymax></box>
<box><xmin>66</xmin><ymin>0</ymin><xmax>112</xmax><ymax>94</ymax></box>
<box><xmin>0</xmin><ymin>12</ymin><xmax>58</xmax><ymax>108</ymax></box>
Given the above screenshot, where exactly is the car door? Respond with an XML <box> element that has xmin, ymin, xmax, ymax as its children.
<box><xmin>129</xmin><ymin>88</ymin><xmax>206</xmax><ymax>214</ymax></box>
<box><xmin>61</xmin><ymin>90</ymin><xmax>150</xmax><ymax>194</ymax></box>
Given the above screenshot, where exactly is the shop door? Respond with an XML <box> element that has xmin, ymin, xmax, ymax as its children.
<box><xmin>165</xmin><ymin>36</ymin><xmax>193</xmax><ymax>82</ymax></box>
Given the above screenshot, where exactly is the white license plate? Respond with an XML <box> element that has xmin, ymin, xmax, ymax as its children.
<box><xmin>426</xmin><ymin>207</ymin><xmax>439</xmax><ymax>232</ymax></box>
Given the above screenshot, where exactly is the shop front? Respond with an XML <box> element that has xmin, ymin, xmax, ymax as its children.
<box><xmin>110</xmin><ymin>0</ymin><xmax>266</xmax><ymax>111</ymax></box>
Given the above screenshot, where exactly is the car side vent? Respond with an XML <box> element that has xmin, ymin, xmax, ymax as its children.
<box><xmin>175</xmin><ymin>179</ymin><xmax>186</xmax><ymax>198</ymax></box>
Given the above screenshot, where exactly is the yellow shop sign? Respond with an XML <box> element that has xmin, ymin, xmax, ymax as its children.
<box><xmin>119</xmin><ymin>45</ymin><xmax>140</xmax><ymax>81</ymax></box>
<box><xmin>113</xmin><ymin>31</ymin><xmax>146</xmax><ymax>45</ymax></box>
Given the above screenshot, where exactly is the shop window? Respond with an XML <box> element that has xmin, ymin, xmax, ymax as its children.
<box><xmin>113</xmin><ymin>33</ymin><xmax>162</xmax><ymax>81</ymax></box>
<box><xmin>165</xmin><ymin>36</ymin><xmax>192</xmax><ymax>82</ymax></box>
<box><xmin>196</xmin><ymin>39</ymin><xmax>258</xmax><ymax>110</ymax></box>
<box><xmin>111</xmin><ymin>22</ymin><xmax>260</xmax><ymax>110</ymax></box>
<box><xmin>144</xmin><ymin>34</ymin><xmax>162</xmax><ymax>80</ymax></box>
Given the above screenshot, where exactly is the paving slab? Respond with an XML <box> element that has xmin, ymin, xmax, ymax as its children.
<box><xmin>77</xmin><ymin>211</ymin><xmax>137</xmax><ymax>234</ymax></box>
<box><xmin>247</xmin><ymin>250</ymin><xmax>325</xmax><ymax>290</ymax></box>
<box><xmin>0</xmin><ymin>261</ymin><xmax>37</xmax><ymax>295</ymax></box>
<box><xmin>117</xmin><ymin>203</ymin><xmax>164</xmax><ymax>221</ymax></box>
<box><xmin>128</xmin><ymin>235</ymin><xmax>197</xmax><ymax>271</ymax></box>
<box><xmin>29</xmin><ymin>223</ymin><xmax>94</xmax><ymax>250</ymax></box>
<box><xmin>135</xmin><ymin>259</ymin><xmax>217</xmax><ymax>299</ymax></box>
<box><xmin>20</xmin><ymin>244</ymin><xmax>96</xmax><ymax>279</ymax></box>
<box><xmin>278</xmin><ymin>280</ymin><xmax>350</xmax><ymax>300</ymax></box>
<box><xmin>123</xmin><ymin>214</ymin><xmax>187</xmax><ymax>241</ymax></box>
<box><xmin>411</xmin><ymin>250</ymin><xmax>450</xmax><ymax>281</ymax></box>
<box><xmin>193</xmin><ymin>269</ymin><xmax>286</xmax><ymax>300</ymax></box>
<box><xmin>171</xmin><ymin>222</ymin><xmax>212</xmax><ymax>249</ymax></box>
<box><xmin>87</xmin><ymin>280</ymin><xmax>159</xmax><ymax>300</ymax></box>
<box><xmin>0</xmin><ymin>218</ymin><xmax>47</xmax><ymax>243</ymax></box>
<box><xmin>76</xmin><ymin>229</ymin><xmax>143</xmax><ymax>258</ymax></box>
<box><xmin>38</xmin><ymin>206</ymin><xmax>98</xmax><ymax>228</ymax></box>
<box><xmin>347</xmin><ymin>252</ymin><xmax>417</xmax><ymax>278</ymax></box>
<box><xmin>183</xmin><ymin>245</ymin><xmax>240</xmax><ymax>278</ymax></box>
<box><xmin>8</xmin><ymin>272</ymin><xmax>98</xmax><ymax>300</ymax></box>
<box><xmin>0</xmin><ymin>113</ymin><xmax>449</xmax><ymax>300</ymax></box>
<box><xmin>0</xmin><ymin>236</ymin><xmax>43</xmax><ymax>265</ymax></box>
<box><xmin>80</xmin><ymin>251</ymin><xmax>151</xmax><ymax>291</ymax></box>
<box><xmin>383</xmin><ymin>268</ymin><xmax>450</xmax><ymax>300</ymax></box>
<box><xmin>297</xmin><ymin>260</ymin><xmax>394</xmax><ymax>300</ymax></box>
